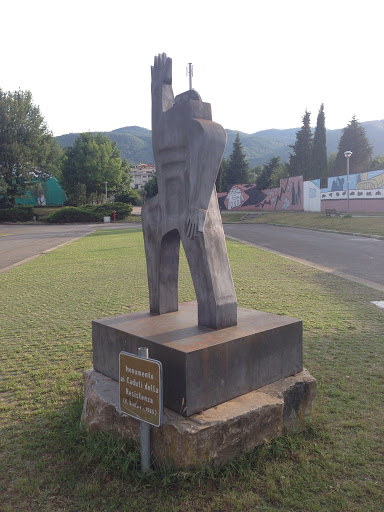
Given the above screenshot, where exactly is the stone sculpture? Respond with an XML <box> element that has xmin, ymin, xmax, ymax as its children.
<box><xmin>142</xmin><ymin>53</ymin><xmax>237</xmax><ymax>329</ymax></box>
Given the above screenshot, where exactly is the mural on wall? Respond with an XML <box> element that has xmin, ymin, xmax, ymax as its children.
<box><xmin>321</xmin><ymin>169</ymin><xmax>384</xmax><ymax>213</ymax></box>
<box><xmin>217</xmin><ymin>170</ymin><xmax>384</xmax><ymax>214</ymax></box>
<box><xmin>218</xmin><ymin>176</ymin><xmax>303</xmax><ymax>211</ymax></box>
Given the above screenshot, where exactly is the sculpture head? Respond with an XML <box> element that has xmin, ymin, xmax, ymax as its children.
<box><xmin>174</xmin><ymin>90</ymin><xmax>202</xmax><ymax>105</ymax></box>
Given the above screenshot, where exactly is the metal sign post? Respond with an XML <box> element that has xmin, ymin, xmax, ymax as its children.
<box><xmin>119</xmin><ymin>348</ymin><xmax>163</xmax><ymax>473</ymax></box>
<box><xmin>138</xmin><ymin>347</ymin><xmax>150</xmax><ymax>473</ymax></box>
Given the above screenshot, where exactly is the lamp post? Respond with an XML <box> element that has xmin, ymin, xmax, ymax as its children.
<box><xmin>344</xmin><ymin>151</ymin><xmax>352</xmax><ymax>213</ymax></box>
<box><xmin>104</xmin><ymin>181</ymin><xmax>108</xmax><ymax>203</ymax></box>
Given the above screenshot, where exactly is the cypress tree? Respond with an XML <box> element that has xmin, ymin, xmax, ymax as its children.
<box><xmin>215</xmin><ymin>157</ymin><xmax>228</xmax><ymax>192</ymax></box>
<box><xmin>225</xmin><ymin>133</ymin><xmax>250</xmax><ymax>187</ymax></box>
<box><xmin>287</xmin><ymin>110</ymin><xmax>313</xmax><ymax>180</ymax></box>
<box><xmin>312</xmin><ymin>103</ymin><xmax>328</xmax><ymax>178</ymax></box>
<box><xmin>335</xmin><ymin>116</ymin><xmax>373</xmax><ymax>173</ymax></box>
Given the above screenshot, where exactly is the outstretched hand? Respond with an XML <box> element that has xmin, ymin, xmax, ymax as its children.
<box><xmin>151</xmin><ymin>53</ymin><xmax>172</xmax><ymax>89</ymax></box>
<box><xmin>186</xmin><ymin>208</ymin><xmax>207</xmax><ymax>239</ymax></box>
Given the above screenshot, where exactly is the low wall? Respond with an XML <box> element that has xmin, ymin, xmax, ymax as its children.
<box><xmin>218</xmin><ymin>176</ymin><xmax>303</xmax><ymax>211</ymax></box>
<box><xmin>217</xmin><ymin>169</ymin><xmax>384</xmax><ymax>214</ymax></box>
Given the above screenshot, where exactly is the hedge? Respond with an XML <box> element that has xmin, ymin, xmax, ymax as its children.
<box><xmin>0</xmin><ymin>206</ymin><xmax>35</xmax><ymax>222</ymax></box>
<box><xmin>44</xmin><ymin>203</ymin><xmax>133</xmax><ymax>223</ymax></box>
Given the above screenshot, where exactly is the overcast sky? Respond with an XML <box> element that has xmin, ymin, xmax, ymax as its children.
<box><xmin>2</xmin><ymin>0</ymin><xmax>383</xmax><ymax>137</ymax></box>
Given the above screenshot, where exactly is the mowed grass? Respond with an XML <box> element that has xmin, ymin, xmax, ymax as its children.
<box><xmin>222</xmin><ymin>211</ymin><xmax>384</xmax><ymax>237</ymax></box>
<box><xmin>0</xmin><ymin>228</ymin><xmax>383</xmax><ymax>512</ymax></box>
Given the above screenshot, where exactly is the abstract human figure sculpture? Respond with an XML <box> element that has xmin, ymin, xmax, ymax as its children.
<box><xmin>142</xmin><ymin>53</ymin><xmax>237</xmax><ymax>330</ymax></box>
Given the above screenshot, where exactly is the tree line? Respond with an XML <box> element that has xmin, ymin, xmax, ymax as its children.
<box><xmin>0</xmin><ymin>90</ymin><xmax>381</xmax><ymax>207</ymax></box>
<box><xmin>0</xmin><ymin>89</ymin><xmax>141</xmax><ymax>207</ymax></box>
<box><xmin>217</xmin><ymin>104</ymin><xmax>376</xmax><ymax>192</ymax></box>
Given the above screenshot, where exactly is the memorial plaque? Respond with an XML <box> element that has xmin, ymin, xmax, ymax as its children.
<box><xmin>119</xmin><ymin>352</ymin><xmax>163</xmax><ymax>427</ymax></box>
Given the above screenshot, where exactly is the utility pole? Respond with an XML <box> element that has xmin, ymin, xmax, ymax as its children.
<box><xmin>186</xmin><ymin>62</ymin><xmax>193</xmax><ymax>90</ymax></box>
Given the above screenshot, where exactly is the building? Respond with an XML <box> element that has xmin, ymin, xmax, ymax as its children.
<box><xmin>131</xmin><ymin>164</ymin><xmax>156</xmax><ymax>190</ymax></box>
<box><xmin>15</xmin><ymin>176</ymin><xmax>67</xmax><ymax>206</ymax></box>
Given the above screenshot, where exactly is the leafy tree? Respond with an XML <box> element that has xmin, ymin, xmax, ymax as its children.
<box><xmin>368</xmin><ymin>154</ymin><xmax>384</xmax><ymax>171</ymax></box>
<box><xmin>312</xmin><ymin>103</ymin><xmax>328</xmax><ymax>178</ymax></box>
<box><xmin>225</xmin><ymin>133</ymin><xmax>250</xmax><ymax>187</ymax></box>
<box><xmin>27</xmin><ymin>181</ymin><xmax>46</xmax><ymax>205</ymax></box>
<box><xmin>0</xmin><ymin>89</ymin><xmax>62</xmax><ymax>204</ymax></box>
<box><xmin>270</xmin><ymin>161</ymin><xmax>289</xmax><ymax>188</ymax></box>
<box><xmin>250</xmin><ymin>165</ymin><xmax>263</xmax><ymax>184</ymax></box>
<box><xmin>61</xmin><ymin>133</ymin><xmax>123</xmax><ymax>203</ymax></box>
<box><xmin>256</xmin><ymin>157</ymin><xmax>287</xmax><ymax>189</ymax></box>
<box><xmin>287</xmin><ymin>110</ymin><xmax>313</xmax><ymax>179</ymax></box>
<box><xmin>335</xmin><ymin>116</ymin><xmax>373</xmax><ymax>174</ymax></box>
<box><xmin>115</xmin><ymin>189</ymin><xmax>142</xmax><ymax>206</ymax></box>
<box><xmin>143</xmin><ymin>172</ymin><xmax>158</xmax><ymax>199</ymax></box>
<box><xmin>64</xmin><ymin>183</ymin><xmax>87</xmax><ymax>206</ymax></box>
<box><xmin>115</xmin><ymin>159</ymin><xmax>132</xmax><ymax>194</ymax></box>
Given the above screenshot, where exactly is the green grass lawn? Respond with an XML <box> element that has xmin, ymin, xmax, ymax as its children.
<box><xmin>221</xmin><ymin>211</ymin><xmax>384</xmax><ymax>237</ymax></box>
<box><xmin>1</xmin><ymin>228</ymin><xmax>383</xmax><ymax>511</ymax></box>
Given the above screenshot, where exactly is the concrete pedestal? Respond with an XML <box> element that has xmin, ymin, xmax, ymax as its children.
<box><xmin>81</xmin><ymin>368</ymin><xmax>317</xmax><ymax>468</ymax></box>
<box><xmin>92</xmin><ymin>302</ymin><xmax>303</xmax><ymax>416</ymax></box>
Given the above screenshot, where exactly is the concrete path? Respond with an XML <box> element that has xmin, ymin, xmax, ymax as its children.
<box><xmin>0</xmin><ymin>222</ymin><xmax>140</xmax><ymax>273</ymax></box>
<box><xmin>223</xmin><ymin>223</ymin><xmax>384</xmax><ymax>292</ymax></box>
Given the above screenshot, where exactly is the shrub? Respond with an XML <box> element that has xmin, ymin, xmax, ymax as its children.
<box><xmin>45</xmin><ymin>207</ymin><xmax>97</xmax><ymax>223</ymax></box>
<box><xmin>0</xmin><ymin>205</ymin><xmax>34</xmax><ymax>222</ymax></box>
<box><xmin>44</xmin><ymin>203</ymin><xmax>132</xmax><ymax>223</ymax></box>
<box><xmin>81</xmin><ymin>203</ymin><xmax>133</xmax><ymax>220</ymax></box>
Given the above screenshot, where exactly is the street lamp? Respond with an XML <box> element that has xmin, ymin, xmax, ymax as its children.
<box><xmin>105</xmin><ymin>181</ymin><xmax>108</xmax><ymax>203</ymax></box>
<box><xmin>344</xmin><ymin>151</ymin><xmax>352</xmax><ymax>213</ymax></box>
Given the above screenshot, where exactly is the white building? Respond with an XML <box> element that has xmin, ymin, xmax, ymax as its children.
<box><xmin>131</xmin><ymin>164</ymin><xmax>156</xmax><ymax>189</ymax></box>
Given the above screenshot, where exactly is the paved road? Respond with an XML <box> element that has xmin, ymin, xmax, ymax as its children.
<box><xmin>2</xmin><ymin>222</ymin><xmax>384</xmax><ymax>292</ymax></box>
<box><xmin>0</xmin><ymin>222</ymin><xmax>140</xmax><ymax>273</ymax></box>
<box><xmin>224</xmin><ymin>223</ymin><xmax>384</xmax><ymax>292</ymax></box>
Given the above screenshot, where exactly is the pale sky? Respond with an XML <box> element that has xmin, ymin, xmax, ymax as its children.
<box><xmin>2</xmin><ymin>0</ymin><xmax>383</xmax><ymax>137</ymax></box>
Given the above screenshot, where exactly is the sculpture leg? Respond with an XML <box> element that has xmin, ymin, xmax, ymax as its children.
<box><xmin>181</xmin><ymin>191</ymin><xmax>237</xmax><ymax>329</ymax></box>
<box><xmin>159</xmin><ymin>229</ymin><xmax>180</xmax><ymax>313</ymax></box>
<box><xmin>142</xmin><ymin>197</ymin><xmax>180</xmax><ymax>315</ymax></box>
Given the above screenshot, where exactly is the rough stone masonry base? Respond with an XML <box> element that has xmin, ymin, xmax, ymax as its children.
<box><xmin>81</xmin><ymin>368</ymin><xmax>317</xmax><ymax>468</ymax></box>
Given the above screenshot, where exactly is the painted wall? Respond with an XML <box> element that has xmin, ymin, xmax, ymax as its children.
<box><xmin>218</xmin><ymin>176</ymin><xmax>303</xmax><ymax>211</ymax></box>
<box><xmin>217</xmin><ymin>169</ymin><xmax>384</xmax><ymax>213</ymax></box>
<box><xmin>320</xmin><ymin>169</ymin><xmax>384</xmax><ymax>213</ymax></box>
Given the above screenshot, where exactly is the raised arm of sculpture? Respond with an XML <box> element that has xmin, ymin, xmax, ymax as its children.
<box><xmin>151</xmin><ymin>53</ymin><xmax>174</xmax><ymax>153</ymax></box>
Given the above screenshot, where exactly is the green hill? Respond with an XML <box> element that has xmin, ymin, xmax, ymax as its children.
<box><xmin>56</xmin><ymin>120</ymin><xmax>384</xmax><ymax>168</ymax></box>
<box><xmin>56</xmin><ymin>126</ymin><xmax>155</xmax><ymax>165</ymax></box>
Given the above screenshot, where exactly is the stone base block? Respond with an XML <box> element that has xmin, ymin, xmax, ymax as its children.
<box><xmin>92</xmin><ymin>302</ymin><xmax>303</xmax><ymax>416</ymax></box>
<box><xmin>81</xmin><ymin>368</ymin><xmax>316</xmax><ymax>468</ymax></box>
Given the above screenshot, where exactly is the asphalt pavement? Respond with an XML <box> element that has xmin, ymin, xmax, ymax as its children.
<box><xmin>0</xmin><ymin>222</ymin><xmax>140</xmax><ymax>273</ymax></box>
<box><xmin>1</xmin><ymin>221</ymin><xmax>384</xmax><ymax>293</ymax></box>
<box><xmin>223</xmin><ymin>223</ymin><xmax>384</xmax><ymax>292</ymax></box>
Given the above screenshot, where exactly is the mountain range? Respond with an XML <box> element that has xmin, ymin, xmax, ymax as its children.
<box><xmin>56</xmin><ymin>120</ymin><xmax>384</xmax><ymax>169</ymax></box>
